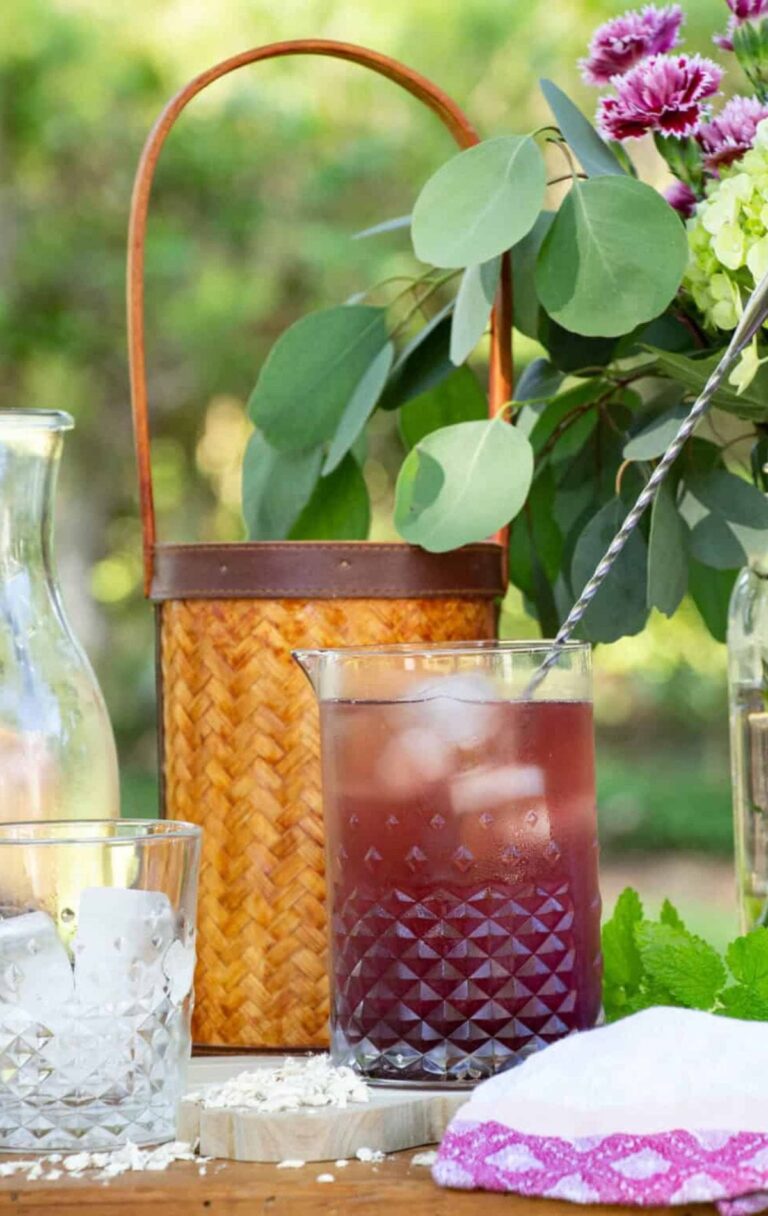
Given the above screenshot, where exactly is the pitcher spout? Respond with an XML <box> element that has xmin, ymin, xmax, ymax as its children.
<box><xmin>292</xmin><ymin>649</ymin><xmax>323</xmax><ymax>697</ymax></box>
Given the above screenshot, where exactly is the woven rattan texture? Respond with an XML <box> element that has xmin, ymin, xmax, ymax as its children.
<box><xmin>159</xmin><ymin>594</ymin><xmax>496</xmax><ymax>1049</ymax></box>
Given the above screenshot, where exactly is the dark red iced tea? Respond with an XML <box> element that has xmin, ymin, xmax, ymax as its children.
<box><xmin>320</xmin><ymin>690</ymin><xmax>602</xmax><ymax>1083</ymax></box>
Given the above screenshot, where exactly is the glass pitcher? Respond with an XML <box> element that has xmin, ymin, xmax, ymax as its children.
<box><xmin>728</xmin><ymin>563</ymin><xmax>768</xmax><ymax>928</ymax></box>
<box><xmin>0</xmin><ymin>410</ymin><xmax>119</xmax><ymax>822</ymax></box>
<box><xmin>294</xmin><ymin>640</ymin><xmax>602</xmax><ymax>1087</ymax></box>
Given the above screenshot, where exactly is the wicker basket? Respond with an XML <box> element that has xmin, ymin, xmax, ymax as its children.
<box><xmin>127</xmin><ymin>40</ymin><xmax>511</xmax><ymax>1051</ymax></box>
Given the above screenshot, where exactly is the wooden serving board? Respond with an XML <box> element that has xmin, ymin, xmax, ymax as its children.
<box><xmin>180</xmin><ymin>1056</ymin><xmax>468</xmax><ymax>1163</ymax></box>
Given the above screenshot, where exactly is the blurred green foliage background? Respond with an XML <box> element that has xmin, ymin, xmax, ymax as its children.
<box><xmin>1</xmin><ymin>0</ymin><xmax>741</xmax><ymax>932</ymax></box>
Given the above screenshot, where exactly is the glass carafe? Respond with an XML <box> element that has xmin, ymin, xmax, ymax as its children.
<box><xmin>0</xmin><ymin>410</ymin><xmax>119</xmax><ymax>821</ymax></box>
<box><xmin>294</xmin><ymin>640</ymin><xmax>602</xmax><ymax>1087</ymax></box>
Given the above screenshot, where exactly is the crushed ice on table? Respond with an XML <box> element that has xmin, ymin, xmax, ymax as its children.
<box><xmin>0</xmin><ymin>1141</ymin><xmax>204</xmax><ymax>1182</ymax></box>
<box><xmin>356</xmin><ymin>1146</ymin><xmax>386</xmax><ymax>1163</ymax></box>
<box><xmin>73</xmin><ymin>887</ymin><xmax>175</xmax><ymax>1007</ymax></box>
<box><xmin>0</xmin><ymin>910</ymin><xmax>74</xmax><ymax>1020</ymax></box>
<box><xmin>411</xmin><ymin>1150</ymin><xmax>437</xmax><ymax>1167</ymax></box>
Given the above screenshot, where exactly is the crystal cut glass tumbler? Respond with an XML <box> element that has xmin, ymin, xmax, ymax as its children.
<box><xmin>294</xmin><ymin>641</ymin><xmax>602</xmax><ymax>1087</ymax></box>
<box><xmin>0</xmin><ymin>820</ymin><xmax>201</xmax><ymax>1152</ymax></box>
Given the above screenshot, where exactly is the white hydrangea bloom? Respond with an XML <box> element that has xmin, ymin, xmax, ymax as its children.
<box><xmin>683</xmin><ymin>118</ymin><xmax>768</xmax><ymax>391</ymax></box>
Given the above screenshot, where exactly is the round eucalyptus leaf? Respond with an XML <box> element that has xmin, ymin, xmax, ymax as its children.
<box><xmin>394</xmin><ymin>417</ymin><xmax>533</xmax><ymax>552</ymax></box>
<box><xmin>249</xmin><ymin>306</ymin><xmax>389</xmax><ymax>451</ymax></box>
<box><xmin>323</xmin><ymin>342</ymin><xmax>394</xmax><ymax>475</ymax></box>
<box><xmin>623</xmin><ymin>402</ymin><xmax>689</xmax><ymax>461</ymax></box>
<box><xmin>571</xmin><ymin>499</ymin><xmax>649</xmax><ymax>642</ymax></box>
<box><xmin>512</xmin><ymin>211</ymin><xmax>554</xmax><ymax>340</ymax></box>
<box><xmin>379</xmin><ymin>304</ymin><xmax>453</xmax><ymax>411</ymax></box>
<box><xmin>399</xmin><ymin>367</ymin><xmax>487</xmax><ymax>451</ymax></box>
<box><xmin>353</xmin><ymin>215</ymin><xmax>411</xmax><ymax>240</ymax></box>
<box><xmin>289</xmin><ymin>454</ymin><xmax>370</xmax><ymax>540</ymax></box>
<box><xmin>412</xmin><ymin>136</ymin><xmax>546</xmax><ymax>269</ymax></box>
<box><xmin>539</xmin><ymin>313</ymin><xmax>618</xmax><ymax>373</ymax></box>
<box><xmin>679</xmin><ymin>469</ymin><xmax>768</xmax><ymax>569</ymax></box>
<box><xmin>540</xmin><ymin>78</ymin><xmax>625</xmax><ymax>178</ymax></box>
<box><xmin>647</xmin><ymin>481</ymin><xmax>688</xmax><ymax>617</ymax></box>
<box><xmin>514</xmin><ymin>358</ymin><xmax>563</xmax><ymax>406</ymax></box>
<box><xmin>450</xmin><ymin>257</ymin><xmax>501</xmax><ymax>366</ymax></box>
<box><xmin>688</xmin><ymin>560</ymin><xmax>738</xmax><ymax>642</ymax></box>
<box><xmin>536</xmin><ymin>178</ymin><xmax>688</xmax><ymax>338</ymax></box>
<box><xmin>242</xmin><ymin>432</ymin><xmax>323</xmax><ymax>540</ymax></box>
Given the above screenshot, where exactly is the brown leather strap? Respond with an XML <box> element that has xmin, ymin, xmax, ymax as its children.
<box><xmin>127</xmin><ymin>40</ymin><xmax>513</xmax><ymax>598</ymax></box>
<box><xmin>150</xmin><ymin>541</ymin><xmax>504</xmax><ymax>601</ymax></box>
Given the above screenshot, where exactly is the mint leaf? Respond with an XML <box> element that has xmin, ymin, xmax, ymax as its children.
<box><xmin>635</xmin><ymin>922</ymin><xmax>726</xmax><ymax>1010</ymax></box>
<box><xmin>726</xmin><ymin>928</ymin><xmax>768</xmax><ymax>993</ymax></box>
<box><xmin>718</xmin><ymin>985</ymin><xmax>768</xmax><ymax>1020</ymax></box>
<box><xmin>623</xmin><ymin>984</ymin><xmax>676</xmax><ymax>1016</ymax></box>
<box><xmin>602</xmin><ymin>887</ymin><xmax>644</xmax><ymax>990</ymax></box>
<box><xmin>659</xmin><ymin>898</ymin><xmax>686</xmax><ymax>932</ymax></box>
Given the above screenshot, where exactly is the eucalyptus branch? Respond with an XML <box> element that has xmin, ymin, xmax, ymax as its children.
<box><xmin>599</xmin><ymin>402</ymin><xmax>627</xmax><ymax>439</ymax></box>
<box><xmin>538</xmin><ymin>399</ymin><xmax>602</xmax><ymax>459</ymax></box>
<box><xmin>361</xmin><ymin>274</ymin><xmax>425</xmax><ymax>304</ymax></box>
<box><xmin>614</xmin><ymin>459</ymin><xmax>632</xmax><ymax>498</ymax></box>
<box><xmin>547</xmin><ymin>172</ymin><xmax>587</xmax><ymax>187</ymax></box>
<box><xmin>389</xmin><ymin>271</ymin><xmax>460</xmax><ymax>337</ymax></box>
<box><xmin>546</xmin><ymin>136</ymin><xmax>579</xmax><ymax>184</ymax></box>
<box><xmin>533</xmin><ymin>124</ymin><xmax>562</xmax><ymax>140</ymax></box>
<box><xmin>384</xmin><ymin>267</ymin><xmax>442</xmax><ymax>310</ymax></box>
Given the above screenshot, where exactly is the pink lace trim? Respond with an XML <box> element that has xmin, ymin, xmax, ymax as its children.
<box><xmin>434</xmin><ymin>1122</ymin><xmax>768</xmax><ymax>1210</ymax></box>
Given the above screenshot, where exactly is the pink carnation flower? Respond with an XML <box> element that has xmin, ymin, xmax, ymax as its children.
<box><xmin>598</xmin><ymin>53</ymin><xmax>723</xmax><ymax>141</ymax></box>
<box><xmin>697</xmin><ymin>94</ymin><xmax>768</xmax><ymax>168</ymax></box>
<box><xmin>580</xmin><ymin>5</ymin><xmax>684</xmax><ymax>86</ymax></box>
<box><xmin>664</xmin><ymin>179</ymin><xmax>698</xmax><ymax>217</ymax></box>
<box><xmin>726</xmin><ymin>0</ymin><xmax>768</xmax><ymax>17</ymax></box>
<box><xmin>715</xmin><ymin>1</ymin><xmax>768</xmax><ymax>49</ymax></box>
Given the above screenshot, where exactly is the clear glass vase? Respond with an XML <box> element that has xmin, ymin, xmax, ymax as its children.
<box><xmin>728</xmin><ymin>564</ymin><xmax>768</xmax><ymax>928</ymax></box>
<box><xmin>0</xmin><ymin>410</ymin><xmax>119</xmax><ymax>822</ymax></box>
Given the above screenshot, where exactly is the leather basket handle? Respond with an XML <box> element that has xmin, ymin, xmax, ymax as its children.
<box><xmin>127</xmin><ymin>39</ymin><xmax>513</xmax><ymax>595</ymax></box>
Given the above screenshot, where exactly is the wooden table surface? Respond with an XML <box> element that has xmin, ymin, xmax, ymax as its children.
<box><xmin>0</xmin><ymin>1150</ymin><xmax>715</xmax><ymax>1216</ymax></box>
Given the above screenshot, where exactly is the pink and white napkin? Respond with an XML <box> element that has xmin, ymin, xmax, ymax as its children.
<box><xmin>433</xmin><ymin>1008</ymin><xmax>768</xmax><ymax>1212</ymax></box>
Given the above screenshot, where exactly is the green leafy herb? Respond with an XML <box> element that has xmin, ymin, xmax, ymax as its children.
<box><xmin>602</xmin><ymin>887</ymin><xmax>768</xmax><ymax>1023</ymax></box>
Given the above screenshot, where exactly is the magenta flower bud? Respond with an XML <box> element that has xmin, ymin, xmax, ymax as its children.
<box><xmin>580</xmin><ymin>5</ymin><xmax>684</xmax><ymax>86</ymax></box>
<box><xmin>598</xmin><ymin>53</ymin><xmax>723</xmax><ymax>141</ymax></box>
<box><xmin>726</xmin><ymin>0</ymin><xmax>768</xmax><ymax>18</ymax></box>
<box><xmin>664</xmin><ymin>179</ymin><xmax>698</xmax><ymax>217</ymax></box>
<box><xmin>697</xmin><ymin>94</ymin><xmax>768</xmax><ymax>168</ymax></box>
